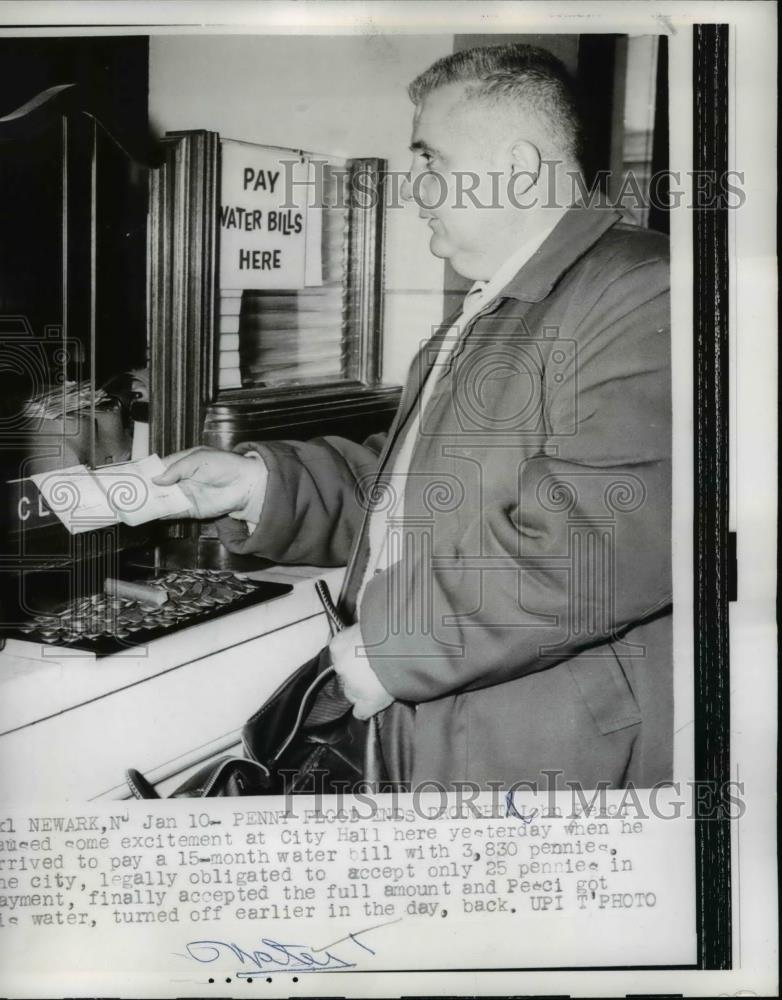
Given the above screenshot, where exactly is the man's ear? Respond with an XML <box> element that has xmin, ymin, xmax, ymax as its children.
<box><xmin>508</xmin><ymin>138</ymin><xmax>542</xmax><ymax>191</ymax></box>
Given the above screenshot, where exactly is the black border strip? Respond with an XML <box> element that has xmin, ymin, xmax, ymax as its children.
<box><xmin>693</xmin><ymin>23</ymin><xmax>732</xmax><ymax>970</ymax></box>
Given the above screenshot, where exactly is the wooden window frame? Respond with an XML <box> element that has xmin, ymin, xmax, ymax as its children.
<box><xmin>147</xmin><ymin>130</ymin><xmax>390</xmax><ymax>460</ymax></box>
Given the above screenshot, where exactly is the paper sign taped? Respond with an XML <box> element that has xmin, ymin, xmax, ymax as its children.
<box><xmin>220</xmin><ymin>140</ymin><xmax>315</xmax><ymax>290</ymax></box>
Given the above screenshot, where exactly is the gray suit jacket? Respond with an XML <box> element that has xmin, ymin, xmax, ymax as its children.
<box><xmin>217</xmin><ymin>205</ymin><xmax>673</xmax><ymax>790</ymax></box>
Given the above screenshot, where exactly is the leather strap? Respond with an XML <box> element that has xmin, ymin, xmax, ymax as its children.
<box><xmin>315</xmin><ymin>579</ymin><xmax>386</xmax><ymax>786</ymax></box>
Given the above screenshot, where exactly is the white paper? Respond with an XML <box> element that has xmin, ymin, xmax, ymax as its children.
<box><xmin>29</xmin><ymin>464</ymin><xmax>117</xmax><ymax>533</ymax></box>
<box><xmin>304</xmin><ymin>160</ymin><xmax>324</xmax><ymax>286</ymax></box>
<box><xmin>30</xmin><ymin>455</ymin><xmax>189</xmax><ymax>532</ymax></box>
<box><xmin>94</xmin><ymin>455</ymin><xmax>190</xmax><ymax>526</ymax></box>
<box><xmin>219</xmin><ymin>140</ymin><xmax>310</xmax><ymax>290</ymax></box>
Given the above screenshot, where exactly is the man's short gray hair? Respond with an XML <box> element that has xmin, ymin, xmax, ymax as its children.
<box><xmin>408</xmin><ymin>43</ymin><xmax>583</xmax><ymax>163</ymax></box>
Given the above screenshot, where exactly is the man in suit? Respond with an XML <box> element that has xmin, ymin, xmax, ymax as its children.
<box><xmin>157</xmin><ymin>43</ymin><xmax>672</xmax><ymax>791</ymax></box>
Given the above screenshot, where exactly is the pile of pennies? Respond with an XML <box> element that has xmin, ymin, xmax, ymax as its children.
<box><xmin>17</xmin><ymin>569</ymin><xmax>259</xmax><ymax>645</ymax></box>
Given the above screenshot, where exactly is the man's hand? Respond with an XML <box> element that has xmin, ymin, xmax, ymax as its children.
<box><xmin>330</xmin><ymin>624</ymin><xmax>394</xmax><ymax>720</ymax></box>
<box><xmin>153</xmin><ymin>447</ymin><xmax>267</xmax><ymax>520</ymax></box>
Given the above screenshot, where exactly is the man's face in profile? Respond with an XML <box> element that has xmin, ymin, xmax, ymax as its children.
<box><xmin>405</xmin><ymin>81</ymin><xmax>519</xmax><ymax>280</ymax></box>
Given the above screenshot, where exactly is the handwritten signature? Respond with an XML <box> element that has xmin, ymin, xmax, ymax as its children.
<box><xmin>505</xmin><ymin>789</ymin><xmax>538</xmax><ymax>824</ymax></box>
<box><xmin>185</xmin><ymin>921</ymin><xmax>396</xmax><ymax>977</ymax></box>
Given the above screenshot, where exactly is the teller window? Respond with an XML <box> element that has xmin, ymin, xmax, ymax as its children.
<box><xmin>147</xmin><ymin>132</ymin><xmax>390</xmax><ymax>463</ymax></box>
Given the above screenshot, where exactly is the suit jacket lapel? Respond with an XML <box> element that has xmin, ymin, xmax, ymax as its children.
<box><xmin>389</xmin><ymin>206</ymin><xmax>623</xmax><ymax>454</ymax></box>
<box><xmin>336</xmin><ymin>307</ymin><xmax>463</xmax><ymax>613</ymax></box>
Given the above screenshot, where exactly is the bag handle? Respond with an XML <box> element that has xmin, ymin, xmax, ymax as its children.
<box><xmin>315</xmin><ymin>579</ymin><xmax>386</xmax><ymax>787</ymax></box>
<box><xmin>268</xmin><ymin>579</ymin><xmax>348</xmax><ymax>765</ymax></box>
<box><xmin>270</xmin><ymin>666</ymin><xmax>339</xmax><ymax>764</ymax></box>
<box><xmin>315</xmin><ymin>578</ymin><xmax>345</xmax><ymax>635</ymax></box>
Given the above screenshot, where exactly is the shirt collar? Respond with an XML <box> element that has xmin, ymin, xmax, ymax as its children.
<box><xmin>464</xmin><ymin>205</ymin><xmax>624</xmax><ymax>308</ymax></box>
<box><xmin>467</xmin><ymin>206</ymin><xmax>569</xmax><ymax>304</ymax></box>
<box><xmin>500</xmin><ymin>205</ymin><xmax>625</xmax><ymax>302</ymax></box>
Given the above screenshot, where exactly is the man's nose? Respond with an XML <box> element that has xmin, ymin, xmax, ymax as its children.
<box><xmin>402</xmin><ymin>169</ymin><xmax>436</xmax><ymax>210</ymax></box>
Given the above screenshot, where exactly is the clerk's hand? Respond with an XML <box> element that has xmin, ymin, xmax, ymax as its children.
<box><xmin>329</xmin><ymin>624</ymin><xmax>394</xmax><ymax>720</ymax></box>
<box><xmin>153</xmin><ymin>447</ymin><xmax>267</xmax><ymax>520</ymax></box>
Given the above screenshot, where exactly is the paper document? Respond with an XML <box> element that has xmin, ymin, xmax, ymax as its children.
<box><xmin>30</xmin><ymin>464</ymin><xmax>116</xmax><ymax>533</ymax></box>
<box><xmin>30</xmin><ymin>454</ymin><xmax>190</xmax><ymax>533</ymax></box>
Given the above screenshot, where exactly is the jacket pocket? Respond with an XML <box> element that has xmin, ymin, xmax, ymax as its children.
<box><xmin>565</xmin><ymin>646</ymin><xmax>642</xmax><ymax>735</ymax></box>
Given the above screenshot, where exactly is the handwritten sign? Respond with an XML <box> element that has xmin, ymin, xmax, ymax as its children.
<box><xmin>219</xmin><ymin>140</ymin><xmax>315</xmax><ymax>290</ymax></box>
